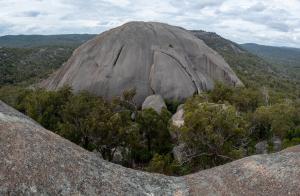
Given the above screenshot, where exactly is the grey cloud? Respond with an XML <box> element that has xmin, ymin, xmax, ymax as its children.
<box><xmin>247</xmin><ymin>3</ymin><xmax>267</xmax><ymax>12</ymax></box>
<box><xmin>171</xmin><ymin>0</ymin><xmax>224</xmax><ymax>11</ymax></box>
<box><xmin>194</xmin><ymin>0</ymin><xmax>225</xmax><ymax>9</ymax></box>
<box><xmin>0</xmin><ymin>0</ymin><xmax>300</xmax><ymax>47</ymax></box>
<box><xmin>21</xmin><ymin>11</ymin><xmax>42</xmax><ymax>17</ymax></box>
<box><xmin>217</xmin><ymin>5</ymin><xmax>292</xmax><ymax>33</ymax></box>
<box><xmin>267</xmin><ymin>22</ymin><xmax>290</xmax><ymax>32</ymax></box>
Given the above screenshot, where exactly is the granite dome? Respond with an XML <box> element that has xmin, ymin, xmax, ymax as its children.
<box><xmin>41</xmin><ymin>22</ymin><xmax>243</xmax><ymax>105</ymax></box>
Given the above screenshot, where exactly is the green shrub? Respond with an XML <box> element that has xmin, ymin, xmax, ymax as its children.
<box><xmin>179</xmin><ymin>101</ymin><xmax>247</xmax><ymax>169</ymax></box>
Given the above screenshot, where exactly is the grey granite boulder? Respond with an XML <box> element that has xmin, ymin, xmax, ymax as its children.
<box><xmin>170</xmin><ymin>104</ymin><xmax>185</xmax><ymax>140</ymax></box>
<box><xmin>255</xmin><ymin>136</ymin><xmax>282</xmax><ymax>154</ymax></box>
<box><xmin>41</xmin><ymin>21</ymin><xmax>243</xmax><ymax>106</ymax></box>
<box><xmin>272</xmin><ymin>136</ymin><xmax>282</xmax><ymax>152</ymax></box>
<box><xmin>142</xmin><ymin>94</ymin><xmax>166</xmax><ymax>114</ymax></box>
<box><xmin>171</xmin><ymin>104</ymin><xmax>185</xmax><ymax>128</ymax></box>
<box><xmin>1</xmin><ymin>100</ymin><xmax>299</xmax><ymax>195</ymax></box>
<box><xmin>255</xmin><ymin>140</ymin><xmax>269</xmax><ymax>154</ymax></box>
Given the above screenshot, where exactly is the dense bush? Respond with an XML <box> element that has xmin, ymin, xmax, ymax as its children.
<box><xmin>0</xmin><ymin>83</ymin><xmax>299</xmax><ymax>176</ymax></box>
<box><xmin>134</xmin><ymin>108</ymin><xmax>172</xmax><ymax>163</ymax></box>
<box><xmin>283</xmin><ymin>129</ymin><xmax>300</xmax><ymax>148</ymax></box>
<box><xmin>0</xmin><ymin>86</ymin><xmax>175</xmax><ymax>171</ymax></box>
<box><xmin>0</xmin><ymin>47</ymin><xmax>74</xmax><ymax>86</ymax></box>
<box><xmin>180</xmin><ymin>101</ymin><xmax>247</xmax><ymax>169</ymax></box>
<box><xmin>252</xmin><ymin>102</ymin><xmax>299</xmax><ymax>139</ymax></box>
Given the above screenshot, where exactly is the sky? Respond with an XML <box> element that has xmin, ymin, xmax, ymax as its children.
<box><xmin>0</xmin><ymin>0</ymin><xmax>300</xmax><ymax>47</ymax></box>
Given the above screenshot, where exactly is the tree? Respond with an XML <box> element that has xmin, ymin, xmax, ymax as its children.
<box><xmin>58</xmin><ymin>91</ymin><xmax>107</xmax><ymax>149</ymax></box>
<box><xmin>253</xmin><ymin>102</ymin><xmax>298</xmax><ymax>139</ymax></box>
<box><xmin>179</xmin><ymin>102</ymin><xmax>247</xmax><ymax>168</ymax></box>
<box><xmin>231</xmin><ymin>87</ymin><xmax>262</xmax><ymax>112</ymax></box>
<box><xmin>134</xmin><ymin>108</ymin><xmax>172</xmax><ymax>163</ymax></box>
<box><xmin>209</xmin><ymin>82</ymin><xmax>233</xmax><ymax>103</ymax></box>
<box><xmin>59</xmin><ymin>90</ymin><xmax>140</xmax><ymax>162</ymax></box>
<box><xmin>146</xmin><ymin>153</ymin><xmax>178</xmax><ymax>175</ymax></box>
<box><xmin>92</xmin><ymin>111</ymin><xmax>139</xmax><ymax>162</ymax></box>
<box><xmin>22</xmin><ymin>86</ymin><xmax>72</xmax><ymax>131</ymax></box>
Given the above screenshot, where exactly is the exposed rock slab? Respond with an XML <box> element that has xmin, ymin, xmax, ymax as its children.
<box><xmin>41</xmin><ymin>22</ymin><xmax>243</xmax><ymax>105</ymax></box>
<box><xmin>0</xmin><ymin>101</ymin><xmax>186</xmax><ymax>195</ymax></box>
<box><xmin>142</xmin><ymin>94</ymin><xmax>166</xmax><ymax>113</ymax></box>
<box><xmin>0</xmin><ymin>100</ymin><xmax>299</xmax><ymax>195</ymax></box>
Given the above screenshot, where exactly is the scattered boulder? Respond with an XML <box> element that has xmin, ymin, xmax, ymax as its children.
<box><xmin>272</xmin><ymin>136</ymin><xmax>282</xmax><ymax>152</ymax></box>
<box><xmin>1</xmin><ymin>100</ymin><xmax>299</xmax><ymax>195</ymax></box>
<box><xmin>112</xmin><ymin>147</ymin><xmax>129</xmax><ymax>164</ymax></box>
<box><xmin>255</xmin><ymin>140</ymin><xmax>268</xmax><ymax>154</ymax></box>
<box><xmin>255</xmin><ymin>136</ymin><xmax>282</xmax><ymax>154</ymax></box>
<box><xmin>170</xmin><ymin>104</ymin><xmax>185</xmax><ymax>141</ymax></box>
<box><xmin>171</xmin><ymin>104</ymin><xmax>184</xmax><ymax>128</ymax></box>
<box><xmin>170</xmin><ymin>105</ymin><xmax>188</xmax><ymax>163</ymax></box>
<box><xmin>176</xmin><ymin>104</ymin><xmax>185</xmax><ymax>111</ymax></box>
<box><xmin>41</xmin><ymin>21</ymin><xmax>243</xmax><ymax>106</ymax></box>
<box><xmin>112</xmin><ymin>148</ymin><xmax>123</xmax><ymax>163</ymax></box>
<box><xmin>142</xmin><ymin>94</ymin><xmax>166</xmax><ymax>114</ymax></box>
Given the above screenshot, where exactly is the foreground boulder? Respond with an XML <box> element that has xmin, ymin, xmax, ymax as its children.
<box><xmin>0</xmin><ymin>100</ymin><xmax>299</xmax><ymax>195</ymax></box>
<box><xmin>41</xmin><ymin>21</ymin><xmax>243</xmax><ymax>105</ymax></box>
<box><xmin>142</xmin><ymin>94</ymin><xmax>166</xmax><ymax>114</ymax></box>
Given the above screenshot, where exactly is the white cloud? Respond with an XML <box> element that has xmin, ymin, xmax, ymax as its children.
<box><xmin>0</xmin><ymin>0</ymin><xmax>299</xmax><ymax>47</ymax></box>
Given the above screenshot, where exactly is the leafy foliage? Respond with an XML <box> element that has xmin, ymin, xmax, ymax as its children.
<box><xmin>0</xmin><ymin>86</ymin><xmax>174</xmax><ymax>172</ymax></box>
<box><xmin>134</xmin><ymin>108</ymin><xmax>172</xmax><ymax>163</ymax></box>
<box><xmin>253</xmin><ymin>102</ymin><xmax>299</xmax><ymax>139</ymax></box>
<box><xmin>1</xmin><ymin>82</ymin><xmax>299</xmax><ymax>176</ymax></box>
<box><xmin>180</xmin><ymin>101</ymin><xmax>247</xmax><ymax>169</ymax></box>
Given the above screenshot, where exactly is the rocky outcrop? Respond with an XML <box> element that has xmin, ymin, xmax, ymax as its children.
<box><xmin>142</xmin><ymin>94</ymin><xmax>166</xmax><ymax>114</ymax></box>
<box><xmin>170</xmin><ymin>105</ymin><xmax>190</xmax><ymax>164</ymax></box>
<box><xmin>1</xmin><ymin>100</ymin><xmax>299</xmax><ymax>195</ymax></box>
<box><xmin>171</xmin><ymin>104</ymin><xmax>185</xmax><ymax>128</ymax></box>
<box><xmin>41</xmin><ymin>22</ymin><xmax>243</xmax><ymax>105</ymax></box>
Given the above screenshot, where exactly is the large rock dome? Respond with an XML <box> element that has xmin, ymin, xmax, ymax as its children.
<box><xmin>41</xmin><ymin>22</ymin><xmax>243</xmax><ymax>105</ymax></box>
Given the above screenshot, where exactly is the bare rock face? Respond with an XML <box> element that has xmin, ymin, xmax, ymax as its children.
<box><xmin>41</xmin><ymin>22</ymin><xmax>243</xmax><ymax>105</ymax></box>
<box><xmin>1</xmin><ymin>100</ymin><xmax>299</xmax><ymax>195</ymax></box>
<box><xmin>142</xmin><ymin>94</ymin><xmax>166</xmax><ymax>114</ymax></box>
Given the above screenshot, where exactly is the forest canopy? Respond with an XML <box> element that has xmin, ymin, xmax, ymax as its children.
<box><xmin>1</xmin><ymin>83</ymin><xmax>299</xmax><ymax>176</ymax></box>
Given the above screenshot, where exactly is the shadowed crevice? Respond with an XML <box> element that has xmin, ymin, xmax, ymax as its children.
<box><xmin>113</xmin><ymin>45</ymin><xmax>124</xmax><ymax>66</ymax></box>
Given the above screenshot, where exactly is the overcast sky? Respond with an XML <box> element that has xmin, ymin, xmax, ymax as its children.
<box><xmin>0</xmin><ymin>0</ymin><xmax>300</xmax><ymax>47</ymax></box>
